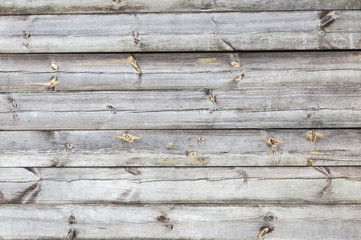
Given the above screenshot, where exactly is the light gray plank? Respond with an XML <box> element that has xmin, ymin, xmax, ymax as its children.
<box><xmin>1</xmin><ymin>167</ymin><xmax>361</xmax><ymax>204</ymax></box>
<box><xmin>1</xmin><ymin>0</ymin><xmax>361</xmax><ymax>14</ymax></box>
<box><xmin>1</xmin><ymin>204</ymin><xmax>361</xmax><ymax>239</ymax></box>
<box><xmin>2</xmin><ymin>89</ymin><xmax>361</xmax><ymax>129</ymax></box>
<box><xmin>1</xmin><ymin>52</ymin><xmax>361</xmax><ymax>92</ymax></box>
<box><xmin>1</xmin><ymin>11</ymin><xmax>361</xmax><ymax>53</ymax></box>
<box><xmin>0</xmin><ymin>130</ymin><xmax>360</xmax><ymax>167</ymax></box>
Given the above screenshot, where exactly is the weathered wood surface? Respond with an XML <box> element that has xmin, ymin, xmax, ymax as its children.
<box><xmin>1</xmin><ymin>52</ymin><xmax>361</xmax><ymax>92</ymax></box>
<box><xmin>2</xmin><ymin>89</ymin><xmax>361</xmax><ymax>129</ymax></box>
<box><xmin>1</xmin><ymin>167</ymin><xmax>360</xmax><ymax>204</ymax></box>
<box><xmin>0</xmin><ymin>130</ymin><xmax>360</xmax><ymax>167</ymax></box>
<box><xmin>1</xmin><ymin>0</ymin><xmax>361</xmax><ymax>14</ymax></box>
<box><xmin>1</xmin><ymin>11</ymin><xmax>361</xmax><ymax>53</ymax></box>
<box><xmin>1</xmin><ymin>204</ymin><xmax>361</xmax><ymax>240</ymax></box>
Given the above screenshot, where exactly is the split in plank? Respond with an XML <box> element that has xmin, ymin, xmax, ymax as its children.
<box><xmin>0</xmin><ymin>130</ymin><xmax>360</xmax><ymax>167</ymax></box>
<box><xmin>1</xmin><ymin>204</ymin><xmax>361</xmax><ymax>239</ymax></box>
<box><xmin>2</xmin><ymin>90</ymin><xmax>361</xmax><ymax>129</ymax></box>
<box><xmin>1</xmin><ymin>0</ymin><xmax>361</xmax><ymax>14</ymax></box>
<box><xmin>1</xmin><ymin>167</ymin><xmax>361</xmax><ymax>204</ymax></box>
<box><xmin>0</xmin><ymin>51</ymin><xmax>361</xmax><ymax>92</ymax></box>
<box><xmin>1</xmin><ymin>11</ymin><xmax>361</xmax><ymax>53</ymax></box>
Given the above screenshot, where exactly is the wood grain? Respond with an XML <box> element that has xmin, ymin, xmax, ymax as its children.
<box><xmin>0</xmin><ymin>130</ymin><xmax>360</xmax><ymax>167</ymax></box>
<box><xmin>1</xmin><ymin>167</ymin><xmax>361</xmax><ymax>204</ymax></box>
<box><xmin>1</xmin><ymin>204</ymin><xmax>361</xmax><ymax>239</ymax></box>
<box><xmin>1</xmin><ymin>0</ymin><xmax>361</xmax><ymax>14</ymax></box>
<box><xmin>1</xmin><ymin>11</ymin><xmax>361</xmax><ymax>53</ymax></box>
<box><xmin>2</xmin><ymin>89</ymin><xmax>361</xmax><ymax>129</ymax></box>
<box><xmin>1</xmin><ymin>52</ymin><xmax>360</xmax><ymax>92</ymax></box>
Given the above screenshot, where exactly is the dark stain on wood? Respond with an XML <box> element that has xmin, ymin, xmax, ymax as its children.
<box><xmin>319</xmin><ymin>11</ymin><xmax>338</xmax><ymax>29</ymax></box>
<box><xmin>0</xmin><ymin>181</ymin><xmax>41</xmax><ymax>204</ymax></box>
<box><xmin>125</xmin><ymin>168</ymin><xmax>141</xmax><ymax>175</ymax></box>
<box><xmin>65</xmin><ymin>228</ymin><xmax>78</xmax><ymax>240</ymax></box>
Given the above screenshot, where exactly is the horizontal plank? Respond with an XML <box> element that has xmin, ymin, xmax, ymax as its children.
<box><xmin>1</xmin><ymin>167</ymin><xmax>361</xmax><ymax>204</ymax></box>
<box><xmin>1</xmin><ymin>204</ymin><xmax>361</xmax><ymax>239</ymax></box>
<box><xmin>1</xmin><ymin>11</ymin><xmax>361</xmax><ymax>52</ymax></box>
<box><xmin>1</xmin><ymin>52</ymin><xmax>361</xmax><ymax>92</ymax></box>
<box><xmin>0</xmin><ymin>130</ymin><xmax>360</xmax><ymax>167</ymax></box>
<box><xmin>2</xmin><ymin>89</ymin><xmax>361</xmax><ymax>129</ymax></box>
<box><xmin>1</xmin><ymin>0</ymin><xmax>361</xmax><ymax>14</ymax></box>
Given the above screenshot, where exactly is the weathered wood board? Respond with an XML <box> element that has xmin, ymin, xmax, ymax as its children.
<box><xmin>1</xmin><ymin>0</ymin><xmax>361</xmax><ymax>14</ymax></box>
<box><xmin>1</xmin><ymin>11</ymin><xmax>361</xmax><ymax>53</ymax></box>
<box><xmin>1</xmin><ymin>204</ymin><xmax>360</xmax><ymax>239</ymax></box>
<box><xmin>0</xmin><ymin>167</ymin><xmax>359</xmax><ymax>204</ymax></box>
<box><xmin>2</xmin><ymin>89</ymin><xmax>361</xmax><ymax>129</ymax></box>
<box><xmin>0</xmin><ymin>130</ymin><xmax>359</xmax><ymax>167</ymax></box>
<box><xmin>1</xmin><ymin>52</ymin><xmax>360</xmax><ymax>92</ymax></box>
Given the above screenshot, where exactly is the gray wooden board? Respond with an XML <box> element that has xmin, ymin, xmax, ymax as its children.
<box><xmin>1</xmin><ymin>52</ymin><xmax>361</xmax><ymax>92</ymax></box>
<box><xmin>0</xmin><ymin>204</ymin><xmax>361</xmax><ymax>239</ymax></box>
<box><xmin>1</xmin><ymin>0</ymin><xmax>361</xmax><ymax>14</ymax></box>
<box><xmin>0</xmin><ymin>130</ymin><xmax>360</xmax><ymax>167</ymax></box>
<box><xmin>0</xmin><ymin>167</ymin><xmax>360</xmax><ymax>204</ymax></box>
<box><xmin>2</xmin><ymin>89</ymin><xmax>361</xmax><ymax>129</ymax></box>
<box><xmin>1</xmin><ymin>11</ymin><xmax>361</xmax><ymax>52</ymax></box>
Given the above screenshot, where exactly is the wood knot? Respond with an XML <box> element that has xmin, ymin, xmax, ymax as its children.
<box><xmin>306</xmin><ymin>130</ymin><xmax>324</xmax><ymax>143</ymax></box>
<box><xmin>266</xmin><ymin>137</ymin><xmax>282</xmax><ymax>147</ymax></box>
<box><xmin>68</xmin><ymin>215</ymin><xmax>77</xmax><ymax>225</ymax></box>
<box><xmin>127</xmin><ymin>55</ymin><xmax>141</xmax><ymax>73</ymax></box>
<box><xmin>114</xmin><ymin>133</ymin><xmax>142</xmax><ymax>143</ymax></box>
<box><xmin>66</xmin><ymin>144</ymin><xmax>73</xmax><ymax>150</ymax></box>
<box><xmin>11</xmin><ymin>99</ymin><xmax>17</xmax><ymax>108</ymax></box>
<box><xmin>114</xmin><ymin>0</ymin><xmax>123</xmax><ymax>3</ymax></box>
<box><xmin>231</xmin><ymin>61</ymin><xmax>241</xmax><ymax>68</ymax></box>
<box><xmin>208</xmin><ymin>90</ymin><xmax>216</xmax><ymax>103</ymax></box>
<box><xmin>48</xmin><ymin>77</ymin><xmax>57</xmax><ymax>90</ymax></box>
<box><xmin>157</xmin><ymin>215</ymin><xmax>170</xmax><ymax>223</ymax></box>
<box><xmin>22</xmin><ymin>31</ymin><xmax>31</xmax><ymax>39</ymax></box>
<box><xmin>258</xmin><ymin>227</ymin><xmax>274</xmax><ymax>239</ymax></box>
<box><xmin>51</xmin><ymin>63</ymin><xmax>58</xmax><ymax>70</ymax></box>
<box><xmin>197</xmin><ymin>137</ymin><xmax>205</xmax><ymax>142</ymax></box>
<box><xmin>187</xmin><ymin>151</ymin><xmax>197</xmax><ymax>158</ymax></box>
<box><xmin>264</xmin><ymin>213</ymin><xmax>277</xmax><ymax>222</ymax></box>
<box><xmin>165</xmin><ymin>224</ymin><xmax>174</xmax><ymax>230</ymax></box>
<box><xmin>234</xmin><ymin>73</ymin><xmax>244</xmax><ymax>83</ymax></box>
<box><xmin>307</xmin><ymin>159</ymin><xmax>315</xmax><ymax>167</ymax></box>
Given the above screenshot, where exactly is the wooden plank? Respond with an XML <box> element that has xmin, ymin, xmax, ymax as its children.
<box><xmin>1</xmin><ymin>167</ymin><xmax>361</xmax><ymax>204</ymax></box>
<box><xmin>1</xmin><ymin>204</ymin><xmax>361</xmax><ymax>239</ymax></box>
<box><xmin>0</xmin><ymin>130</ymin><xmax>360</xmax><ymax>167</ymax></box>
<box><xmin>1</xmin><ymin>0</ymin><xmax>361</xmax><ymax>14</ymax></box>
<box><xmin>1</xmin><ymin>52</ymin><xmax>361</xmax><ymax>92</ymax></box>
<box><xmin>1</xmin><ymin>11</ymin><xmax>361</xmax><ymax>53</ymax></box>
<box><xmin>2</xmin><ymin>89</ymin><xmax>361</xmax><ymax>129</ymax></box>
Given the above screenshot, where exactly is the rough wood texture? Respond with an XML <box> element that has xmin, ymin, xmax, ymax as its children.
<box><xmin>1</xmin><ymin>52</ymin><xmax>360</xmax><ymax>92</ymax></box>
<box><xmin>2</xmin><ymin>89</ymin><xmax>361</xmax><ymax>129</ymax></box>
<box><xmin>1</xmin><ymin>11</ymin><xmax>361</xmax><ymax>53</ymax></box>
<box><xmin>1</xmin><ymin>204</ymin><xmax>361</xmax><ymax>239</ymax></box>
<box><xmin>0</xmin><ymin>130</ymin><xmax>360</xmax><ymax>167</ymax></box>
<box><xmin>1</xmin><ymin>0</ymin><xmax>361</xmax><ymax>14</ymax></box>
<box><xmin>1</xmin><ymin>167</ymin><xmax>360</xmax><ymax>204</ymax></box>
